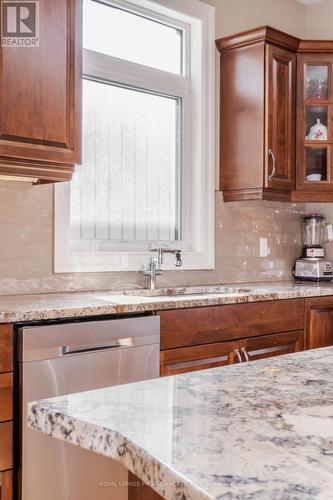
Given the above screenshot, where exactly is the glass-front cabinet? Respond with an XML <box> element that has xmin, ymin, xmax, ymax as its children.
<box><xmin>297</xmin><ymin>55</ymin><xmax>333</xmax><ymax>192</ymax></box>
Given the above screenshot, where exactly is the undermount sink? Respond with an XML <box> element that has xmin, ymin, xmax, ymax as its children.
<box><xmin>119</xmin><ymin>285</ymin><xmax>253</xmax><ymax>297</ymax></box>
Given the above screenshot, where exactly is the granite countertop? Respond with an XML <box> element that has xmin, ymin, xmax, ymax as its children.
<box><xmin>1</xmin><ymin>281</ymin><xmax>333</xmax><ymax>323</ymax></box>
<box><xmin>28</xmin><ymin>347</ymin><xmax>333</xmax><ymax>500</ymax></box>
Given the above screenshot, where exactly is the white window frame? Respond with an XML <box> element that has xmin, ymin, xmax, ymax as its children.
<box><xmin>54</xmin><ymin>0</ymin><xmax>215</xmax><ymax>273</ymax></box>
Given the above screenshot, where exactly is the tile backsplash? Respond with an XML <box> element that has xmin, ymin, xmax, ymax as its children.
<box><xmin>0</xmin><ymin>180</ymin><xmax>307</xmax><ymax>296</ymax></box>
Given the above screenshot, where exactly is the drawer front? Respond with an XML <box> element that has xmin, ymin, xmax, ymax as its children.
<box><xmin>159</xmin><ymin>299</ymin><xmax>304</xmax><ymax>350</ymax></box>
<box><xmin>0</xmin><ymin>470</ymin><xmax>13</xmax><ymax>500</ymax></box>
<box><xmin>160</xmin><ymin>341</ymin><xmax>237</xmax><ymax>377</ymax></box>
<box><xmin>240</xmin><ymin>330</ymin><xmax>304</xmax><ymax>362</ymax></box>
<box><xmin>0</xmin><ymin>422</ymin><xmax>13</xmax><ymax>472</ymax></box>
<box><xmin>0</xmin><ymin>374</ymin><xmax>13</xmax><ymax>423</ymax></box>
<box><xmin>0</xmin><ymin>326</ymin><xmax>13</xmax><ymax>374</ymax></box>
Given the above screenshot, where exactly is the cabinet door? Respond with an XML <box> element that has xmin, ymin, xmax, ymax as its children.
<box><xmin>0</xmin><ymin>470</ymin><xmax>12</xmax><ymax>500</ymax></box>
<box><xmin>160</xmin><ymin>341</ymin><xmax>240</xmax><ymax>377</ymax></box>
<box><xmin>265</xmin><ymin>45</ymin><xmax>296</xmax><ymax>192</ymax></box>
<box><xmin>305</xmin><ymin>297</ymin><xmax>333</xmax><ymax>349</ymax></box>
<box><xmin>0</xmin><ymin>422</ymin><xmax>13</xmax><ymax>472</ymax></box>
<box><xmin>0</xmin><ymin>0</ymin><xmax>82</xmax><ymax>180</ymax></box>
<box><xmin>296</xmin><ymin>54</ymin><xmax>333</xmax><ymax>193</ymax></box>
<box><xmin>0</xmin><ymin>326</ymin><xmax>12</xmax><ymax>374</ymax></box>
<box><xmin>240</xmin><ymin>331</ymin><xmax>304</xmax><ymax>362</ymax></box>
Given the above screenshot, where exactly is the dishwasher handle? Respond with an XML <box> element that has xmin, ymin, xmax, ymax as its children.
<box><xmin>61</xmin><ymin>337</ymin><xmax>136</xmax><ymax>356</ymax></box>
<box><xmin>62</xmin><ymin>343</ymin><xmax>120</xmax><ymax>356</ymax></box>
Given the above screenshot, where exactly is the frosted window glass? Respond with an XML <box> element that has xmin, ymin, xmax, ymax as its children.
<box><xmin>70</xmin><ymin>78</ymin><xmax>181</xmax><ymax>245</ymax></box>
<box><xmin>83</xmin><ymin>0</ymin><xmax>183</xmax><ymax>75</ymax></box>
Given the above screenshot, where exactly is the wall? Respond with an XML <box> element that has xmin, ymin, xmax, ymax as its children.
<box><xmin>0</xmin><ymin>0</ymin><xmax>314</xmax><ymax>296</ymax></box>
<box><xmin>305</xmin><ymin>0</ymin><xmax>333</xmax><ymax>38</ymax></box>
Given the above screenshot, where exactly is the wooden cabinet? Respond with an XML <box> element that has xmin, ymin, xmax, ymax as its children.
<box><xmin>0</xmin><ymin>0</ymin><xmax>82</xmax><ymax>183</ymax></box>
<box><xmin>305</xmin><ymin>296</ymin><xmax>333</xmax><ymax>349</ymax></box>
<box><xmin>217</xmin><ymin>27</ymin><xmax>333</xmax><ymax>203</ymax></box>
<box><xmin>160</xmin><ymin>330</ymin><xmax>304</xmax><ymax>377</ymax></box>
<box><xmin>0</xmin><ymin>471</ymin><xmax>12</xmax><ymax>500</ymax></box>
<box><xmin>216</xmin><ymin>26</ymin><xmax>298</xmax><ymax>202</ymax></box>
<box><xmin>293</xmin><ymin>45</ymin><xmax>333</xmax><ymax>202</ymax></box>
<box><xmin>159</xmin><ymin>299</ymin><xmax>305</xmax><ymax>376</ymax></box>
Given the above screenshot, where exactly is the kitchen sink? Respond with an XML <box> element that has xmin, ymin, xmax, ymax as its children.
<box><xmin>119</xmin><ymin>285</ymin><xmax>252</xmax><ymax>297</ymax></box>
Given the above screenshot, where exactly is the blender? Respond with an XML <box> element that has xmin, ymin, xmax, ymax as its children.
<box><xmin>294</xmin><ymin>213</ymin><xmax>333</xmax><ymax>281</ymax></box>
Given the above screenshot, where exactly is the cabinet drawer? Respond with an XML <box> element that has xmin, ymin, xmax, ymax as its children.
<box><xmin>0</xmin><ymin>422</ymin><xmax>13</xmax><ymax>472</ymax></box>
<box><xmin>0</xmin><ymin>470</ymin><xmax>13</xmax><ymax>500</ymax></box>
<box><xmin>160</xmin><ymin>341</ymin><xmax>236</xmax><ymax>376</ymax></box>
<box><xmin>159</xmin><ymin>299</ymin><xmax>304</xmax><ymax>350</ymax></box>
<box><xmin>240</xmin><ymin>330</ymin><xmax>304</xmax><ymax>362</ymax></box>
<box><xmin>0</xmin><ymin>374</ymin><xmax>13</xmax><ymax>423</ymax></box>
<box><xmin>0</xmin><ymin>326</ymin><xmax>13</xmax><ymax>374</ymax></box>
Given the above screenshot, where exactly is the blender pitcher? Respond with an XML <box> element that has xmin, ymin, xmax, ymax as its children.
<box><xmin>302</xmin><ymin>214</ymin><xmax>333</xmax><ymax>258</ymax></box>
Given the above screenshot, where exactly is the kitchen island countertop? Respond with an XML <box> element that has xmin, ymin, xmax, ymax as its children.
<box><xmin>2</xmin><ymin>281</ymin><xmax>333</xmax><ymax>323</ymax></box>
<box><xmin>28</xmin><ymin>346</ymin><xmax>333</xmax><ymax>500</ymax></box>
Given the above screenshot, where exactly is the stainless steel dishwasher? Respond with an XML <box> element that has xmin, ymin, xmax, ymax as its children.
<box><xmin>18</xmin><ymin>315</ymin><xmax>160</xmax><ymax>500</ymax></box>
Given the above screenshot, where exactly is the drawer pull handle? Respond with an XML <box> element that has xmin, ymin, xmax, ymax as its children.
<box><xmin>268</xmin><ymin>149</ymin><xmax>276</xmax><ymax>180</ymax></box>
<box><xmin>235</xmin><ymin>349</ymin><xmax>243</xmax><ymax>363</ymax></box>
<box><xmin>241</xmin><ymin>347</ymin><xmax>250</xmax><ymax>362</ymax></box>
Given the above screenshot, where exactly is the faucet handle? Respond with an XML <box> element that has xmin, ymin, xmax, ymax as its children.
<box><xmin>175</xmin><ymin>250</ymin><xmax>182</xmax><ymax>267</ymax></box>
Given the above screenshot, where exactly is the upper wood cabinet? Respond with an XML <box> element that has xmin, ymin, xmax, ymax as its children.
<box><xmin>216</xmin><ymin>26</ymin><xmax>298</xmax><ymax>202</ymax></box>
<box><xmin>217</xmin><ymin>27</ymin><xmax>333</xmax><ymax>203</ymax></box>
<box><xmin>0</xmin><ymin>0</ymin><xmax>82</xmax><ymax>183</ymax></box>
<box><xmin>293</xmin><ymin>44</ymin><xmax>333</xmax><ymax>202</ymax></box>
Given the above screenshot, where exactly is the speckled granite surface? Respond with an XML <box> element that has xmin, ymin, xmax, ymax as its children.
<box><xmin>1</xmin><ymin>281</ymin><xmax>333</xmax><ymax>323</ymax></box>
<box><xmin>28</xmin><ymin>347</ymin><xmax>333</xmax><ymax>500</ymax></box>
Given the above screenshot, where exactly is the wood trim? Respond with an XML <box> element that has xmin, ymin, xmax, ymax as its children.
<box><xmin>0</xmin><ymin>470</ymin><xmax>12</xmax><ymax>500</ymax></box>
<box><xmin>222</xmin><ymin>188</ymin><xmax>292</xmax><ymax>201</ymax></box>
<box><xmin>291</xmin><ymin>190</ymin><xmax>333</xmax><ymax>202</ymax></box>
<box><xmin>216</xmin><ymin>26</ymin><xmax>300</xmax><ymax>53</ymax></box>
<box><xmin>0</xmin><ymin>374</ymin><xmax>13</xmax><ymax>423</ymax></box>
<box><xmin>0</xmin><ymin>422</ymin><xmax>13</xmax><ymax>472</ymax></box>
<box><xmin>0</xmin><ymin>326</ymin><xmax>12</xmax><ymax>374</ymax></box>
<box><xmin>0</xmin><ymin>158</ymin><xmax>74</xmax><ymax>183</ymax></box>
<box><xmin>299</xmin><ymin>40</ymin><xmax>333</xmax><ymax>53</ymax></box>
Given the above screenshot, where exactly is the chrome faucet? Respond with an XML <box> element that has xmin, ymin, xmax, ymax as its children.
<box><xmin>143</xmin><ymin>247</ymin><xmax>182</xmax><ymax>290</ymax></box>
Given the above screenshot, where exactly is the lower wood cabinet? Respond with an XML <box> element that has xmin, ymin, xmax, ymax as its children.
<box><xmin>305</xmin><ymin>296</ymin><xmax>333</xmax><ymax>349</ymax></box>
<box><xmin>0</xmin><ymin>423</ymin><xmax>13</xmax><ymax>473</ymax></box>
<box><xmin>160</xmin><ymin>330</ymin><xmax>304</xmax><ymax>376</ymax></box>
<box><xmin>0</xmin><ymin>471</ymin><xmax>12</xmax><ymax>500</ymax></box>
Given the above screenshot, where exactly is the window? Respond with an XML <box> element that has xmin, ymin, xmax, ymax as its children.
<box><xmin>55</xmin><ymin>0</ymin><xmax>215</xmax><ymax>272</ymax></box>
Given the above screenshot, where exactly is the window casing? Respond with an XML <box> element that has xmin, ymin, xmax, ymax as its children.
<box><xmin>54</xmin><ymin>0</ymin><xmax>215</xmax><ymax>272</ymax></box>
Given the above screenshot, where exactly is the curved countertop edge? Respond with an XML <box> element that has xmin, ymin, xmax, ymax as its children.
<box><xmin>27</xmin><ymin>347</ymin><xmax>333</xmax><ymax>500</ymax></box>
<box><xmin>2</xmin><ymin>281</ymin><xmax>333</xmax><ymax>323</ymax></box>
<box><xmin>27</xmin><ymin>405</ymin><xmax>210</xmax><ymax>500</ymax></box>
